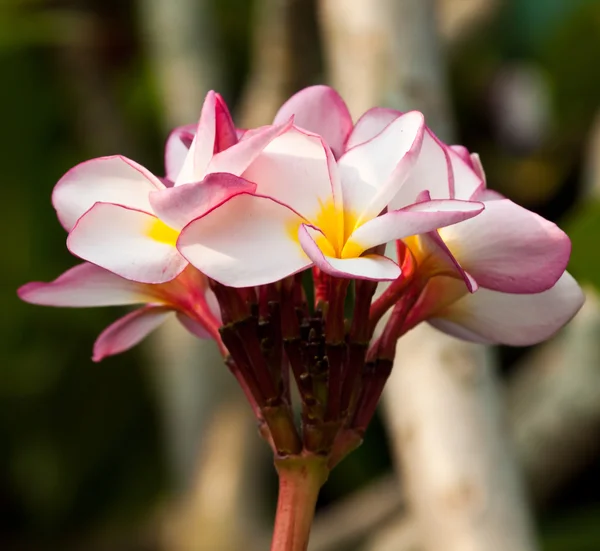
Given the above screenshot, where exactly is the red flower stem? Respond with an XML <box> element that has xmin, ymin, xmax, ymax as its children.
<box><xmin>270</xmin><ymin>454</ymin><xmax>329</xmax><ymax>551</ymax></box>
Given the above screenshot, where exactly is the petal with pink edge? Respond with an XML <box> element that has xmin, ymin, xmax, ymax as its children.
<box><xmin>207</xmin><ymin>121</ymin><xmax>291</xmax><ymax>177</ymax></box>
<box><xmin>339</xmin><ymin>111</ymin><xmax>425</xmax><ymax>225</ymax></box>
<box><xmin>446</xmin><ymin>145</ymin><xmax>483</xmax><ymax>200</ymax></box>
<box><xmin>273</xmin><ymin>85</ymin><xmax>353</xmax><ymax>159</ymax></box>
<box><xmin>176</xmin><ymin>312</ymin><xmax>214</xmax><ymax>339</ymax></box>
<box><xmin>429</xmin><ymin>272</ymin><xmax>584</xmax><ymax>346</ymax></box>
<box><xmin>149</xmin><ymin>173</ymin><xmax>257</xmax><ymax>230</ymax></box>
<box><xmin>343</xmin><ymin>199</ymin><xmax>484</xmax><ymax>257</ymax></box>
<box><xmin>164</xmin><ymin>124</ymin><xmax>195</xmax><ymax>182</ymax></box>
<box><xmin>53</xmin><ymin>156</ymin><xmax>164</xmax><ymax>231</ymax></box>
<box><xmin>17</xmin><ymin>263</ymin><xmax>153</xmax><ymax>307</ymax></box>
<box><xmin>178</xmin><ymin>194</ymin><xmax>312</xmax><ymax>287</ymax></box>
<box><xmin>439</xmin><ymin>199</ymin><xmax>571</xmax><ymax>293</ymax></box>
<box><xmin>241</xmin><ymin>126</ymin><xmax>340</xmax><ymax>221</ymax></box>
<box><xmin>67</xmin><ymin>203</ymin><xmax>187</xmax><ymax>284</ymax></box>
<box><xmin>93</xmin><ymin>305</ymin><xmax>173</xmax><ymax>361</ymax></box>
<box><xmin>298</xmin><ymin>225</ymin><xmax>400</xmax><ymax>280</ymax></box>
<box><xmin>346</xmin><ymin>107</ymin><xmax>402</xmax><ymax>150</ymax></box>
<box><xmin>389</xmin><ymin>128</ymin><xmax>453</xmax><ymax>209</ymax></box>
<box><xmin>175</xmin><ymin>91</ymin><xmax>218</xmax><ymax>186</ymax></box>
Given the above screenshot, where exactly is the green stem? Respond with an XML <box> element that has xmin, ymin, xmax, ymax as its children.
<box><xmin>270</xmin><ymin>455</ymin><xmax>329</xmax><ymax>551</ymax></box>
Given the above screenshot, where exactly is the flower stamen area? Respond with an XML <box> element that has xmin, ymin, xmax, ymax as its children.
<box><xmin>146</xmin><ymin>218</ymin><xmax>179</xmax><ymax>246</ymax></box>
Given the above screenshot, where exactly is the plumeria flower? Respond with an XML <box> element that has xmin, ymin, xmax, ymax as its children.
<box><xmin>273</xmin><ymin>85</ymin><xmax>584</xmax><ymax>346</ymax></box>
<box><xmin>18</xmin><ymin>263</ymin><xmax>224</xmax><ymax>361</ymax></box>
<box><xmin>53</xmin><ymin>91</ymin><xmax>285</xmax><ymax>284</ymax></box>
<box><xmin>176</xmin><ymin>105</ymin><xmax>484</xmax><ymax>287</ymax></box>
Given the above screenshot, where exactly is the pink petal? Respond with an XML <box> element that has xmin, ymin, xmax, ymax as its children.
<box><xmin>388</xmin><ymin>128</ymin><xmax>453</xmax><ymax>208</ymax></box>
<box><xmin>164</xmin><ymin>124</ymin><xmax>196</xmax><ymax>181</ymax></box>
<box><xmin>178</xmin><ymin>193</ymin><xmax>312</xmax><ymax>287</ymax></box>
<box><xmin>429</xmin><ymin>272</ymin><xmax>584</xmax><ymax>346</ymax></box>
<box><xmin>339</xmin><ymin>111</ymin><xmax>425</xmax><ymax>225</ymax></box>
<box><xmin>214</xmin><ymin>92</ymin><xmax>238</xmax><ymax>152</ymax></box>
<box><xmin>446</xmin><ymin>145</ymin><xmax>483</xmax><ymax>200</ymax></box>
<box><xmin>53</xmin><ymin>156</ymin><xmax>164</xmax><ymax>231</ymax></box>
<box><xmin>344</xmin><ymin>199</ymin><xmax>484</xmax><ymax>257</ymax></box>
<box><xmin>92</xmin><ymin>305</ymin><xmax>173</xmax><ymax>361</ymax></box>
<box><xmin>345</xmin><ymin>107</ymin><xmax>402</xmax><ymax>150</ymax></box>
<box><xmin>438</xmin><ymin>199</ymin><xmax>571</xmax><ymax>293</ymax></box>
<box><xmin>67</xmin><ymin>203</ymin><xmax>187</xmax><ymax>284</ymax></box>
<box><xmin>207</xmin><ymin>120</ymin><xmax>292</xmax><ymax>177</ymax></box>
<box><xmin>241</xmin><ymin>125</ymin><xmax>340</xmax><ymax>221</ymax></box>
<box><xmin>298</xmin><ymin>225</ymin><xmax>400</xmax><ymax>280</ymax></box>
<box><xmin>273</xmin><ymin>85</ymin><xmax>353</xmax><ymax>159</ymax></box>
<box><xmin>17</xmin><ymin>263</ymin><xmax>152</xmax><ymax>307</ymax></box>
<box><xmin>175</xmin><ymin>91</ymin><xmax>218</xmax><ymax>186</ymax></box>
<box><xmin>176</xmin><ymin>312</ymin><xmax>214</xmax><ymax>339</ymax></box>
<box><xmin>149</xmin><ymin>172</ymin><xmax>257</xmax><ymax>230</ymax></box>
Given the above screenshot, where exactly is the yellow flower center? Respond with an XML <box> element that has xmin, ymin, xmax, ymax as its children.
<box><xmin>288</xmin><ymin>199</ymin><xmax>364</xmax><ymax>259</ymax></box>
<box><xmin>146</xmin><ymin>219</ymin><xmax>179</xmax><ymax>246</ymax></box>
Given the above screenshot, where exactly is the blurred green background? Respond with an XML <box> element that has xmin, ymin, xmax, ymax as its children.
<box><xmin>2</xmin><ymin>0</ymin><xmax>600</xmax><ymax>550</ymax></box>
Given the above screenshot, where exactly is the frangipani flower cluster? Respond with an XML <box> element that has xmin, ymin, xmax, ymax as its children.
<box><xmin>20</xmin><ymin>85</ymin><xmax>583</xmax><ymax>461</ymax></box>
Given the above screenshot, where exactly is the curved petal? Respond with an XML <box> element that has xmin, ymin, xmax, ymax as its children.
<box><xmin>175</xmin><ymin>91</ymin><xmax>218</xmax><ymax>186</ymax></box>
<box><xmin>17</xmin><ymin>263</ymin><xmax>152</xmax><ymax>307</ymax></box>
<box><xmin>389</xmin><ymin>128</ymin><xmax>453</xmax><ymax>208</ymax></box>
<box><xmin>93</xmin><ymin>305</ymin><xmax>173</xmax><ymax>361</ymax></box>
<box><xmin>176</xmin><ymin>312</ymin><xmax>214</xmax><ymax>339</ymax></box>
<box><xmin>241</xmin><ymin>125</ymin><xmax>339</xmax><ymax>221</ymax></box>
<box><xmin>207</xmin><ymin>120</ymin><xmax>292</xmax><ymax>177</ymax></box>
<box><xmin>164</xmin><ymin>124</ymin><xmax>195</xmax><ymax>181</ymax></box>
<box><xmin>429</xmin><ymin>272</ymin><xmax>584</xmax><ymax>346</ymax></box>
<box><xmin>343</xmin><ymin>199</ymin><xmax>484</xmax><ymax>257</ymax></box>
<box><xmin>298</xmin><ymin>225</ymin><xmax>400</xmax><ymax>280</ymax></box>
<box><xmin>273</xmin><ymin>85</ymin><xmax>353</xmax><ymax>158</ymax></box>
<box><xmin>214</xmin><ymin>92</ymin><xmax>238</xmax><ymax>153</ymax></box>
<box><xmin>67</xmin><ymin>203</ymin><xmax>187</xmax><ymax>284</ymax></box>
<box><xmin>346</xmin><ymin>107</ymin><xmax>402</xmax><ymax>150</ymax></box>
<box><xmin>53</xmin><ymin>156</ymin><xmax>164</xmax><ymax>231</ymax></box>
<box><xmin>446</xmin><ymin>145</ymin><xmax>483</xmax><ymax>200</ymax></box>
<box><xmin>149</xmin><ymin>173</ymin><xmax>257</xmax><ymax>230</ymax></box>
<box><xmin>178</xmin><ymin>194</ymin><xmax>311</xmax><ymax>287</ymax></box>
<box><xmin>339</xmin><ymin>111</ymin><xmax>425</xmax><ymax>225</ymax></box>
<box><xmin>439</xmin><ymin>199</ymin><xmax>571</xmax><ymax>293</ymax></box>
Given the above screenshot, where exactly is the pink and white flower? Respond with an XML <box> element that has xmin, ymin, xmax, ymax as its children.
<box><xmin>176</xmin><ymin>105</ymin><xmax>484</xmax><ymax>287</ymax></box>
<box><xmin>275</xmin><ymin>85</ymin><xmax>583</xmax><ymax>346</ymax></box>
<box><xmin>52</xmin><ymin>91</ymin><xmax>283</xmax><ymax>284</ymax></box>
<box><xmin>18</xmin><ymin>263</ymin><xmax>224</xmax><ymax>361</ymax></box>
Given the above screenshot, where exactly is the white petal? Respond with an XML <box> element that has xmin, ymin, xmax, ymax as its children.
<box><xmin>207</xmin><ymin>121</ymin><xmax>291</xmax><ymax>177</ymax></box>
<box><xmin>53</xmin><ymin>156</ymin><xmax>164</xmax><ymax>231</ymax></box>
<box><xmin>339</xmin><ymin>111</ymin><xmax>425</xmax><ymax>225</ymax></box>
<box><xmin>345</xmin><ymin>107</ymin><xmax>402</xmax><ymax>150</ymax></box>
<box><xmin>439</xmin><ymin>199</ymin><xmax>571</xmax><ymax>293</ymax></box>
<box><xmin>17</xmin><ymin>263</ymin><xmax>152</xmax><ymax>307</ymax></box>
<box><xmin>67</xmin><ymin>203</ymin><xmax>187</xmax><ymax>284</ymax></box>
<box><xmin>298</xmin><ymin>225</ymin><xmax>400</xmax><ymax>280</ymax></box>
<box><xmin>447</xmin><ymin>145</ymin><xmax>484</xmax><ymax>200</ymax></box>
<box><xmin>164</xmin><ymin>124</ymin><xmax>195</xmax><ymax>181</ymax></box>
<box><xmin>273</xmin><ymin>85</ymin><xmax>353</xmax><ymax>158</ymax></box>
<box><xmin>430</xmin><ymin>272</ymin><xmax>584</xmax><ymax>346</ymax></box>
<box><xmin>175</xmin><ymin>91</ymin><xmax>218</xmax><ymax>186</ymax></box>
<box><xmin>149</xmin><ymin>172</ymin><xmax>256</xmax><ymax>230</ymax></box>
<box><xmin>93</xmin><ymin>306</ymin><xmax>173</xmax><ymax>361</ymax></box>
<box><xmin>389</xmin><ymin>128</ymin><xmax>453</xmax><ymax>208</ymax></box>
<box><xmin>178</xmin><ymin>194</ymin><xmax>312</xmax><ymax>287</ymax></box>
<box><xmin>344</xmin><ymin>199</ymin><xmax>484</xmax><ymax>257</ymax></box>
<box><xmin>241</xmin><ymin>125</ymin><xmax>339</xmax><ymax>221</ymax></box>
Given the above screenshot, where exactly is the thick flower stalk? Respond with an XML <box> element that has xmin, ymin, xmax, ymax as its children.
<box><xmin>19</xmin><ymin>86</ymin><xmax>584</xmax><ymax>551</ymax></box>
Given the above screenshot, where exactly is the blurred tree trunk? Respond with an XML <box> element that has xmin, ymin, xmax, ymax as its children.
<box><xmin>237</xmin><ymin>0</ymin><xmax>321</xmax><ymax>127</ymax></box>
<box><xmin>319</xmin><ymin>1</ymin><xmax>538</xmax><ymax>550</ymax></box>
